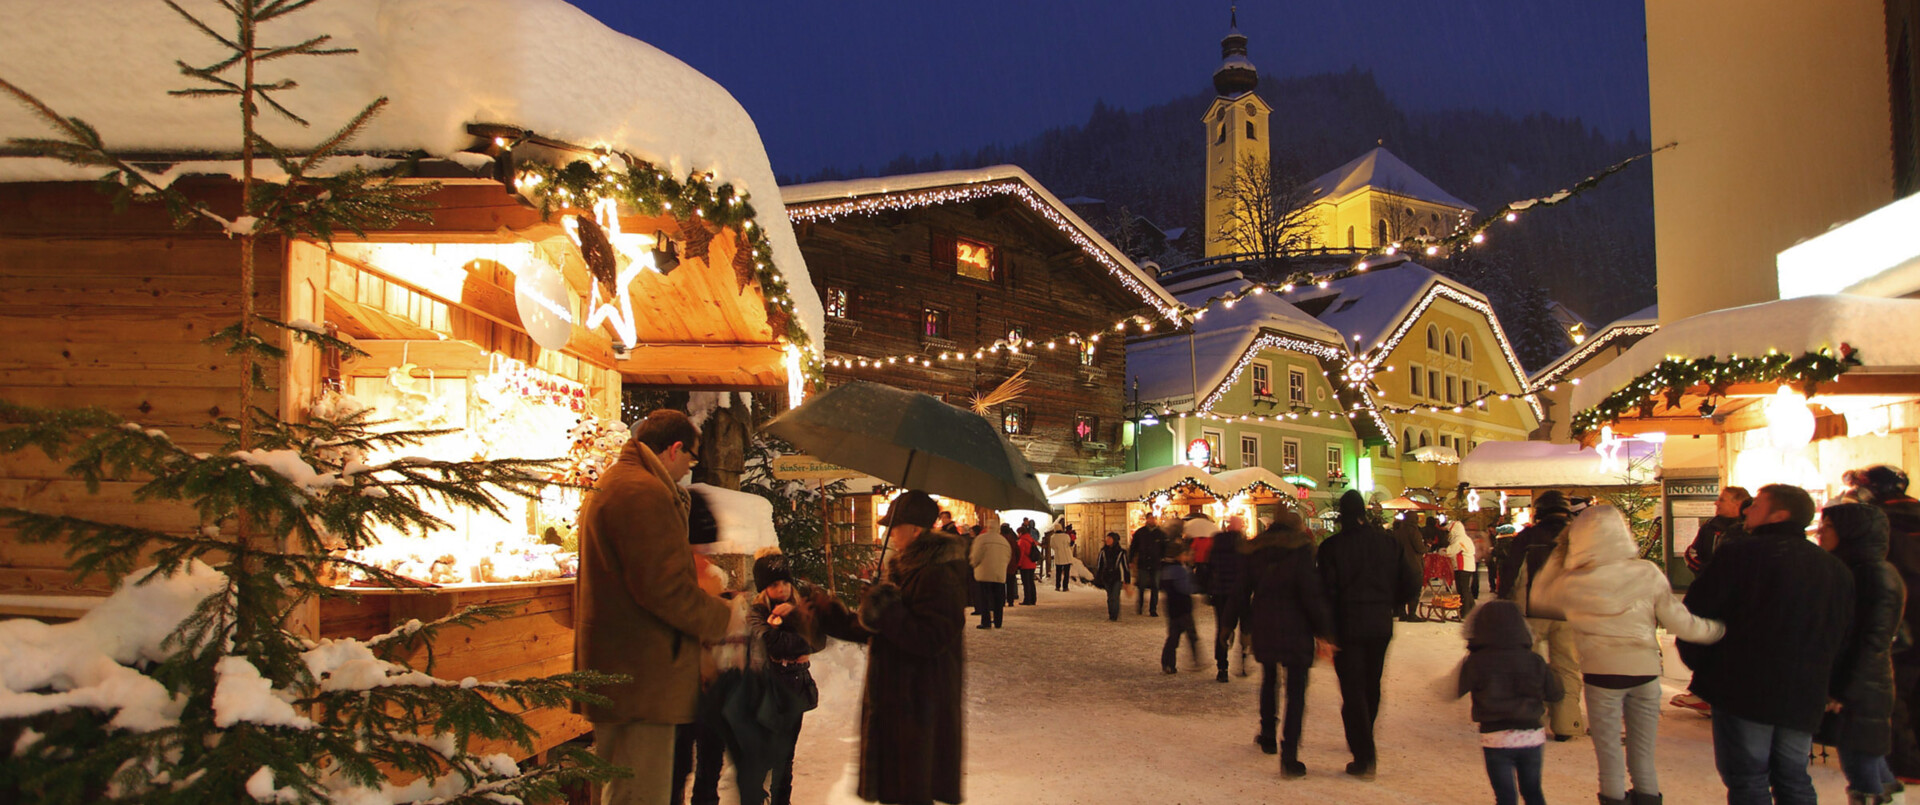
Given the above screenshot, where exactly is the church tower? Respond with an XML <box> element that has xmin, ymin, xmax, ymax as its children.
<box><xmin>1203</xmin><ymin>6</ymin><xmax>1273</xmax><ymax>259</ymax></box>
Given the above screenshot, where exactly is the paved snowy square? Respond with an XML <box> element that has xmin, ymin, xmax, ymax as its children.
<box><xmin>783</xmin><ymin>580</ymin><xmax>1856</xmax><ymax>804</ymax></box>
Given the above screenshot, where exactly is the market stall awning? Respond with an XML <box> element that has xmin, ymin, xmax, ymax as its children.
<box><xmin>1209</xmin><ymin>467</ymin><xmax>1304</xmax><ymax>500</ymax></box>
<box><xmin>1460</xmin><ymin>440</ymin><xmax>1660</xmax><ymax>489</ymax></box>
<box><xmin>1570</xmin><ymin>295</ymin><xmax>1920</xmax><ymax>439</ymax></box>
<box><xmin>1051</xmin><ymin>465</ymin><xmax>1221</xmax><ymax>506</ymax></box>
<box><xmin>1379</xmin><ymin>495</ymin><xmax>1441</xmax><ymax>511</ymax></box>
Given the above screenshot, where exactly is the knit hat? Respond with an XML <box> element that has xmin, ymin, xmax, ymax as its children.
<box><xmin>752</xmin><ymin>547</ymin><xmax>794</xmax><ymax>591</ymax></box>
<box><xmin>1854</xmin><ymin>465</ymin><xmax>1910</xmax><ymax>503</ymax></box>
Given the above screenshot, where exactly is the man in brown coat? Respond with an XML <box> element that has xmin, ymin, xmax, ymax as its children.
<box><xmin>575</xmin><ymin>410</ymin><xmax>734</xmax><ymax>805</ymax></box>
<box><xmin>857</xmin><ymin>490</ymin><xmax>969</xmax><ymax>804</ymax></box>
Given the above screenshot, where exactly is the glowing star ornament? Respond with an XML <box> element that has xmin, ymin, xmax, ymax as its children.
<box><xmin>566</xmin><ymin>197</ymin><xmax>660</xmax><ymax>350</ymax></box>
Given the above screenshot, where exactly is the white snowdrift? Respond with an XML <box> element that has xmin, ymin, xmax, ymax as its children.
<box><xmin>0</xmin><ymin>0</ymin><xmax>821</xmax><ymax>344</ymax></box>
<box><xmin>0</xmin><ymin>560</ymin><xmax>225</xmax><ymax>731</ymax></box>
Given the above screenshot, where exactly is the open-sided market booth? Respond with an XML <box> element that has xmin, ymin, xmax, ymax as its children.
<box><xmin>0</xmin><ymin>0</ymin><xmax>822</xmax><ymax>760</ymax></box>
<box><xmin>1568</xmin><ymin>295</ymin><xmax>1920</xmax><ymax>584</ymax></box>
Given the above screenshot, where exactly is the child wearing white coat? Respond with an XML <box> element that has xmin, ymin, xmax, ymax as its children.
<box><xmin>1443</xmin><ymin>520</ymin><xmax>1479</xmax><ymax>618</ymax></box>
<box><xmin>1544</xmin><ymin>505</ymin><xmax>1726</xmax><ymax>805</ymax></box>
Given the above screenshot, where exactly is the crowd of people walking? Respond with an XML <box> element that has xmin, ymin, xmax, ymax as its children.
<box><xmin>573</xmin><ymin>409</ymin><xmax>1918</xmax><ymax>805</ymax></box>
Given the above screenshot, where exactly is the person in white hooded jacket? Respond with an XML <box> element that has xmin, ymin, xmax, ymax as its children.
<box><xmin>1442</xmin><ymin>520</ymin><xmax>1479</xmax><ymax>618</ymax></box>
<box><xmin>1545</xmin><ymin>505</ymin><xmax>1727</xmax><ymax>805</ymax></box>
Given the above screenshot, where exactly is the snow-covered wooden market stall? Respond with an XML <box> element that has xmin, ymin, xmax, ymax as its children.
<box><xmin>0</xmin><ymin>0</ymin><xmax>821</xmax><ymax>761</ymax></box>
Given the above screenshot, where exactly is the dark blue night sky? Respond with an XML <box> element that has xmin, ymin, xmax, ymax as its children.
<box><xmin>574</xmin><ymin>1</ymin><xmax>1649</xmax><ymax>180</ymax></box>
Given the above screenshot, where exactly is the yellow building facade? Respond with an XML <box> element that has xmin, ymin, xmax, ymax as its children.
<box><xmin>1291</xmin><ymin>263</ymin><xmax>1541</xmax><ymax>497</ymax></box>
<box><xmin>1298</xmin><ymin>147</ymin><xmax>1476</xmax><ymax>252</ymax></box>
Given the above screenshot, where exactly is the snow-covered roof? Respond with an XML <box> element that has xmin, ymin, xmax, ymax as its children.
<box><xmin>1571</xmin><ymin>295</ymin><xmax>1920</xmax><ymax>412</ymax></box>
<box><xmin>1300</xmin><ymin>147</ymin><xmax>1477</xmax><ymax>212</ymax></box>
<box><xmin>780</xmin><ymin>166</ymin><xmax>1181</xmax><ymax>320</ymax></box>
<box><xmin>1209</xmin><ymin>467</ymin><xmax>1303</xmax><ymax>500</ymax></box>
<box><xmin>0</xmin><ymin>0</ymin><xmax>822</xmax><ymax>344</ymax></box>
<box><xmin>1529</xmin><ymin>304</ymin><xmax>1660</xmax><ymax>386</ymax></box>
<box><xmin>1409</xmin><ymin>445</ymin><xmax>1461</xmax><ymax>465</ymax></box>
<box><xmin>1128</xmin><ymin>274</ymin><xmax>1345</xmax><ymax>405</ymax></box>
<box><xmin>1460</xmin><ymin>440</ymin><xmax>1660</xmax><ymax>489</ymax></box>
<box><xmin>1051</xmin><ymin>465</ymin><xmax>1219</xmax><ymax>506</ymax></box>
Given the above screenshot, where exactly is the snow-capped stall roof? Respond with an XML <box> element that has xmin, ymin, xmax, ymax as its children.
<box><xmin>1529</xmin><ymin>304</ymin><xmax>1660</xmax><ymax>386</ymax></box>
<box><xmin>0</xmin><ymin>0</ymin><xmax>822</xmax><ymax>343</ymax></box>
<box><xmin>1209</xmin><ymin>467</ymin><xmax>1302</xmax><ymax>500</ymax></box>
<box><xmin>1460</xmin><ymin>440</ymin><xmax>1660</xmax><ymax>489</ymax></box>
<box><xmin>781</xmin><ymin>166</ymin><xmax>1182</xmax><ymax>320</ymax></box>
<box><xmin>1300</xmin><ymin>147</ymin><xmax>1477</xmax><ymax>211</ymax></box>
<box><xmin>1570</xmin><ymin>295</ymin><xmax>1920</xmax><ymax>412</ymax></box>
<box><xmin>1128</xmin><ymin>274</ymin><xmax>1345</xmax><ymax>405</ymax></box>
<box><xmin>1051</xmin><ymin>465</ymin><xmax>1220</xmax><ymax>506</ymax></box>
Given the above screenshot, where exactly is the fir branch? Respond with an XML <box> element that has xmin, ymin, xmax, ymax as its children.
<box><xmin>161</xmin><ymin>0</ymin><xmax>241</xmax><ymax>52</ymax></box>
<box><xmin>0</xmin><ymin>399</ymin><xmax>121</xmax><ymax>461</ymax></box>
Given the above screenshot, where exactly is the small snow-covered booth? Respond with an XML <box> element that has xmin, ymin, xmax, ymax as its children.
<box><xmin>1459</xmin><ymin>439</ymin><xmax>1662</xmax><ymax>529</ymax></box>
<box><xmin>1051</xmin><ymin>466</ymin><xmax>1224</xmax><ymax>550</ymax></box>
<box><xmin>1570</xmin><ymin>295</ymin><xmax>1920</xmax><ymax>505</ymax></box>
<box><xmin>0</xmin><ymin>0</ymin><xmax>820</xmax><ymax>760</ymax></box>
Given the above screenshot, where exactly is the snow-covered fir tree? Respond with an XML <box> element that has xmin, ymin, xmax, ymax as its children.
<box><xmin>0</xmin><ymin>2</ymin><xmax>618</xmax><ymax>802</ymax></box>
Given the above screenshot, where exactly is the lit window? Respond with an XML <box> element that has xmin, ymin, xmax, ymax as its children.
<box><xmin>1002</xmin><ymin>404</ymin><xmax>1028</xmax><ymax>436</ymax></box>
<box><xmin>825</xmin><ymin>286</ymin><xmax>850</xmax><ymax>319</ymax></box>
<box><xmin>1287</xmin><ymin>368</ymin><xmax>1307</xmax><ymax>404</ymax></box>
<box><xmin>953</xmin><ymin>237</ymin><xmax>998</xmax><ymax>282</ymax></box>
<box><xmin>1326</xmin><ymin>445</ymin><xmax>1343</xmax><ymax>478</ymax></box>
<box><xmin>1079</xmin><ymin>340</ymin><xmax>1096</xmax><ymax>366</ymax></box>
<box><xmin>1074</xmin><ymin>413</ymin><xmax>1098</xmax><ymax>442</ymax></box>
<box><xmin>922</xmin><ymin>307</ymin><xmax>948</xmax><ymax>339</ymax></box>
<box><xmin>1240</xmin><ymin>434</ymin><xmax>1260</xmax><ymax>469</ymax></box>
<box><xmin>1282</xmin><ymin>438</ymin><xmax>1301</xmax><ymax>473</ymax></box>
<box><xmin>1251</xmin><ymin>362</ymin><xmax>1273</xmax><ymax>398</ymax></box>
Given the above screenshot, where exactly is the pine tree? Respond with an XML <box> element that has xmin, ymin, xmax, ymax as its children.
<box><xmin>0</xmin><ymin>2</ymin><xmax>619</xmax><ymax>802</ymax></box>
<box><xmin>739</xmin><ymin>432</ymin><xmax>871</xmax><ymax>600</ymax></box>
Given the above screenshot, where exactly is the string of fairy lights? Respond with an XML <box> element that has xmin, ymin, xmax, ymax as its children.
<box><xmin>1569</xmin><ymin>346</ymin><xmax>1861</xmax><ymax>438</ymax></box>
<box><xmin>785</xmin><ymin>145</ymin><xmax>1675</xmax><ymax>428</ymax></box>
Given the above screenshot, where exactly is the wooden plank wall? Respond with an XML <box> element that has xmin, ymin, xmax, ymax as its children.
<box><xmin>317</xmin><ymin>584</ymin><xmax>589</xmax><ymax>760</ymax></box>
<box><xmin>0</xmin><ymin>183</ymin><xmax>282</xmax><ymax>598</ymax></box>
<box><xmin>797</xmin><ymin>201</ymin><xmax>1138</xmax><ymax>478</ymax></box>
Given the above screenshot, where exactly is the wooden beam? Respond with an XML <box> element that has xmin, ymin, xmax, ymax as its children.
<box><xmin>616</xmin><ymin>343</ymin><xmax>784</xmax><ymax>381</ymax></box>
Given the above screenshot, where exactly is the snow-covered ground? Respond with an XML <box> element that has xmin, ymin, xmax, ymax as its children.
<box><xmin>763</xmin><ymin>574</ymin><xmax>1860</xmax><ymax>804</ymax></box>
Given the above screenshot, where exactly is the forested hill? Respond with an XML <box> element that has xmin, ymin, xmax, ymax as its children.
<box><xmin>786</xmin><ymin>69</ymin><xmax>1657</xmax><ymax>355</ymax></box>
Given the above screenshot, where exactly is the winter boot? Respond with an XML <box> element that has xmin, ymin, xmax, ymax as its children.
<box><xmin>1344</xmin><ymin>760</ymin><xmax>1375</xmax><ymax>780</ymax></box>
<box><xmin>1596</xmin><ymin>795</ymin><xmax>1628</xmax><ymax>805</ymax></box>
<box><xmin>1254</xmin><ymin>727</ymin><xmax>1276</xmax><ymax>755</ymax></box>
<box><xmin>1847</xmin><ymin>790</ymin><xmax>1895</xmax><ymax>805</ymax></box>
<box><xmin>1280</xmin><ymin>743</ymin><xmax>1306</xmax><ymax>778</ymax></box>
<box><xmin>1627</xmin><ymin>791</ymin><xmax>1662</xmax><ymax>805</ymax></box>
<box><xmin>1217</xmin><ymin>667</ymin><xmax>1230</xmax><ymax>683</ymax></box>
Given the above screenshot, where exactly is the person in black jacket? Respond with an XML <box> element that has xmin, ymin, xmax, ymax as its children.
<box><xmin>1682</xmin><ymin>486</ymin><xmax>1752</xmax><ymax>574</ymax></box>
<box><xmin>1131</xmin><ymin>514</ymin><xmax>1166</xmax><ymax>617</ymax></box>
<box><xmin>1817</xmin><ymin>503</ymin><xmax>1908</xmax><ymax>804</ymax></box>
<box><xmin>1210</xmin><ymin>515</ymin><xmax>1252</xmax><ymax>682</ymax></box>
<box><xmin>1391</xmin><ymin>516</ymin><xmax>1427</xmax><ymax>622</ymax></box>
<box><xmin>1678</xmin><ymin>483</ymin><xmax>1854</xmax><ymax>805</ymax></box>
<box><xmin>1850</xmin><ymin>465</ymin><xmax>1920</xmax><ymax>781</ymax></box>
<box><xmin>1456</xmin><ymin>599</ymin><xmax>1564</xmax><ymax>805</ymax></box>
<box><xmin>1243</xmin><ymin>510</ymin><xmax>1336</xmax><ymax>777</ymax></box>
<box><xmin>1317</xmin><ymin>489</ymin><xmax>1421</xmax><ymax>779</ymax></box>
<box><xmin>1094</xmin><ymin>532</ymin><xmax>1131</xmax><ymax>622</ymax></box>
<box><xmin>1498</xmin><ymin>490</ymin><xmax>1586</xmax><ymax>740</ymax></box>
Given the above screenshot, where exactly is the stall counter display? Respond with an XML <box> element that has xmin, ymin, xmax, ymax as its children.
<box><xmin>335</xmin><ymin>357</ymin><xmax>612</xmax><ymax>588</ymax></box>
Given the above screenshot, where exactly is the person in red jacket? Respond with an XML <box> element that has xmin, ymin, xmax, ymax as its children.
<box><xmin>1016</xmin><ymin>528</ymin><xmax>1040</xmax><ymax>605</ymax></box>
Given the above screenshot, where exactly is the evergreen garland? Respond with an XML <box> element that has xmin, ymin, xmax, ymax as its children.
<box><xmin>512</xmin><ymin>159</ymin><xmax>823</xmax><ymax>380</ymax></box>
<box><xmin>1570</xmin><ymin>346</ymin><xmax>1860</xmax><ymax>438</ymax></box>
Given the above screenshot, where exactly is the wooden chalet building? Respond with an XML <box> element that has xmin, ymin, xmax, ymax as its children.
<box><xmin>783</xmin><ymin>167</ymin><xmax>1182</xmax><ymax>487</ymax></box>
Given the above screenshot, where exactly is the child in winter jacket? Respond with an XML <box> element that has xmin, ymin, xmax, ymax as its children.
<box><xmin>1544</xmin><ymin>505</ymin><xmax>1724</xmax><ymax>805</ymax></box>
<box><xmin>1160</xmin><ymin>541</ymin><xmax>1200</xmax><ymax>674</ymax></box>
<box><xmin>738</xmin><ymin>548</ymin><xmax>864</xmax><ymax>805</ymax></box>
<box><xmin>1456</xmin><ymin>599</ymin><xmax>1564</xmax><ymax>805</ymax></box>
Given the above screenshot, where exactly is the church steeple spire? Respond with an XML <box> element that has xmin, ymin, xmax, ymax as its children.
<box><xmin>1213</xmin><ymin>5</ymin><xmax>1259</xmax><ymax>97</ymax></box>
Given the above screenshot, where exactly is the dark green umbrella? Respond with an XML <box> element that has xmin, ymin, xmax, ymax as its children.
<box><xmin>762</xmin><ymin>380</ymin><xmax>1052</xmax><ymax>512</ymax></box>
